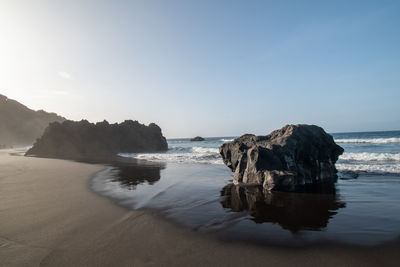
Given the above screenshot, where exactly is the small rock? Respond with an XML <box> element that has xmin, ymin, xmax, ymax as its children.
<box><xmin>190</xmin><ymin>136</ymin><xmax>205</xmax><ymax>141</ymax></box>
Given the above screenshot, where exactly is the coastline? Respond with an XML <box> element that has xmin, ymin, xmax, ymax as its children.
<box><xmin>1</xmin><ymin>149</ymin><xmax>399</xmax><ymax>266</ymax></box>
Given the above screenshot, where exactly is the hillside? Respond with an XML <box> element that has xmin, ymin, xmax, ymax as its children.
<box><xmin>0</xmin><ymin>94</ymin><xmax>66</xmax><ymax>147</ymax></box>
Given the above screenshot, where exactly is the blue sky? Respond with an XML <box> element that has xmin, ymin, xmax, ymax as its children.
<box><xmin>1</xmin><ymin>0</ymin><xmax>399</xmax><ymax>137</ymax></box>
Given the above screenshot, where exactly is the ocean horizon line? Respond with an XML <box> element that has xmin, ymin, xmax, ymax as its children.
<box><xmin>167</xmin><ymin>129</ymin><xmax>400</xmax><ymax>140</ymax></box>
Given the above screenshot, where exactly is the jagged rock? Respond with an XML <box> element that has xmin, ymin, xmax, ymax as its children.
<box><xmin>219</xmin><ymin>124</ymin><xmax>344</xmax><ymax>192</ymax></box>
<box><xmin>25</xmin><ymin>120</ymin><xmax>168</xmax><ymax>160</ymax></box>
<box><xmin>190</xmin><ymin>136</ymin><xmax>205</xmax><ymax>141</ymax></box>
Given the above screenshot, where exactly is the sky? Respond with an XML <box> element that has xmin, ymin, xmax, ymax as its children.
<box><xmin>0</xmin><ymin>0</ymin><xmax>399</xmax><ymax>138</ymax></box>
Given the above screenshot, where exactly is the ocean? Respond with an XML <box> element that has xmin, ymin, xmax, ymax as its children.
<box><xmin>118</xmin><ymin>130</ymin><xmax>400</xmax><ymax>174</ymax></box>
<box><xmin>92</xmin><ymin>130</ymin><xmax>400</xmax><ymax>246</ymax></box>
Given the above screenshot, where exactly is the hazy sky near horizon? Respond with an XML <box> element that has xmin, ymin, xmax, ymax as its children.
<box><xmin>1</xmin><ymin>0</ymin><xmax>399</xmax><ymax>138</ymax></box>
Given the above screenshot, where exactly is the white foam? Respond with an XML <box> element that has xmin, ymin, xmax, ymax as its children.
<box><xmin>192</xmin><ymin>146</ymin><xmax>219</xmax><ymax>154</ymax></box>
<box><xmin>339</xmin><ymin>152</ymin><xmax>400</xmax><ymax>162</ymax></box>
<box><xmin>335</xmin><ymin>138</ymin><xmax>400</xmax><ymax>144</ymax></box>
<box><xmin>119</xmin><ymin>146</ymin><xmax>223</xmax><ymax>165</ymax></box>
<box><xmin>220</xmin><ymin>138</ymin><xmax>234</xmax><ymax>142</ymax></box>
<box><xmin>336</xmin><ymin>163</ymin><xmax>400</xmax><ymax>174</ymax></box>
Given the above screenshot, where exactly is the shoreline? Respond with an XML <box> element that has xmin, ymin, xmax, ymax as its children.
<box><xmin>90</xmin><ymin>161</ymin><xmax>400</xmax><ymax>248</ymax></box>
<box><xmin>1</xmin><ymin>149</ymin><xmax>399</xmax><ymax>266</ymax></box>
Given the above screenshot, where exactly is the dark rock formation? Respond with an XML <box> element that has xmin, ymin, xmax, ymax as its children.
<box><xmin>219</xmin><ymin>124</ymin><xmax>344</xmax><ymax>192</ymax></box>
<box><xmin>190</xmin><ymin>136</ymin><xmax>205</xmax><ymax>141</ymax></box>
<box><xmin>0</xmin><ymin>94</ymin><xmax>65</xmax><ymax>146</ymax></box>
<box><xmin>25</xmin><ymin>120</ymin><xmax>168</xmax><ymax>160</ymax></box>
<box><xmin>221</xmin><ymin>183</ymin><xmax>345</xmax><ymax>232</ymax></box>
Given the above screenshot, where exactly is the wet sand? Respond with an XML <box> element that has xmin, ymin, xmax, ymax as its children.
<box><xmin>0</xmin><ymin>149</ymin><xmax>399</xmax><ymax>267</ymax></box>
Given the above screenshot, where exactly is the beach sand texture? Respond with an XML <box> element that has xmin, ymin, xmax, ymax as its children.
<box><xmin>0</xmin><ymin>149</ymin><xmax>399</xmax><ymax>267</ymax></box>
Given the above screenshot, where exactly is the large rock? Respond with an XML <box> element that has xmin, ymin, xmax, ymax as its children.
<box><xmin>219</xmin><ymin>124</ymin><xmax>344</xmax><ymax>192</ymax></box>
<box><xmin>26</xmin><ymin>120</ymin><xmax>168</xmax><ymax>160</ymax></box>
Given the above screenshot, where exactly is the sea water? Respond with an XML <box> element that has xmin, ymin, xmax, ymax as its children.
<box><xmin>91</xmin><ymin>130</ymin><xmax>400</xmax><ymax>246</ymax></box>
<box><xmin>118</xmin><ymin>131</ymin><xmax>400</xmax><ymax>174</ymax></box>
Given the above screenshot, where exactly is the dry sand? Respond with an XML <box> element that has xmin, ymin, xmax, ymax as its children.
<box><xmin>0</xmin><ymin>149</ymin><xmax>399</xmax><ymax>267</ymax></box>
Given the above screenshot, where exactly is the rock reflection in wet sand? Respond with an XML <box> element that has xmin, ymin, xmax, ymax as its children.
<box><xmin>108</xmin><ymin>158</ymin><xmax>165</xmax><ymax>190</ymax></box>
<box><xmin>220</xmin><ymin>184</ymin><xmax>346</xmax><ymax>232</ymax></box>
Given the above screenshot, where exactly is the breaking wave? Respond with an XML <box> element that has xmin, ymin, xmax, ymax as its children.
<box><xmin>220</xmin><ymin>138</ymin><xmax>234</xmax><ymax>142</ymax></box>
<box><xmin>339</xmin><ymin>152</ymin><xmax>400</xmax><ymax>162</ymax></box>
<box><xmin>337</xmin><ymin>152</ymin><xmax>400</xmax><ymax>174</ymax></box>
<box><xmin>119</xmin><ymin>146</ymin><xmax>223</xmax><ymax>165</ymax></box>
<box><xmin>335</xmin><ymin>138</ymin><xmax>400</xmax><ymax>144</ymax></box>
<box><xmin>336</xmin><ymin>163</ymin><xmax>400</xmax><ymax>174</ymax></box>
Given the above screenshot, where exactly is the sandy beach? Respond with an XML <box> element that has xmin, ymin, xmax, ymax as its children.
<box><xmin>0</xmin><ymin>149</ymin><xmax>399</xmax><ymax>267</ymax></box>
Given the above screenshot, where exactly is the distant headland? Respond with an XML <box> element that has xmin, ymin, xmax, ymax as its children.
<box><xmin>0</xmin><ymin>94</ymin><xmax>65</xmax><ymax>147</ymax></box>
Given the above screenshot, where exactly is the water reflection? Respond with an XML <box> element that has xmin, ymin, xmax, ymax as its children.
<box><xmin>108</xmin><ymin>157</ymin><xmax>165</xmax><ymax>190</ymax></box>
<box><xmin>92</xmin><ymin>161</ymin><xmax>400</xmax><ymax>245</ymax></box>
<box><xmin>220</xmin><ymin>184</ymin><xmax>346</xmax><ymax>232</ymax></box>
